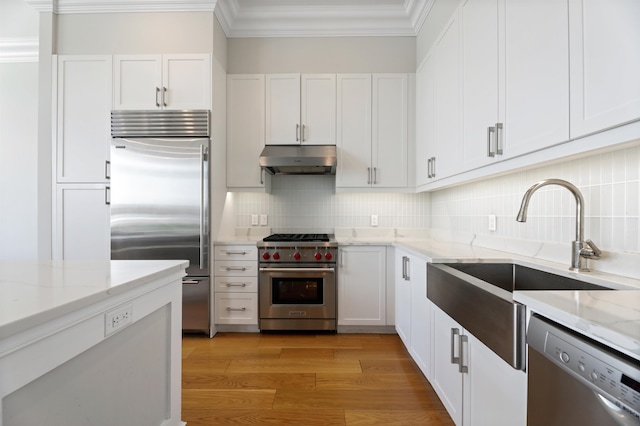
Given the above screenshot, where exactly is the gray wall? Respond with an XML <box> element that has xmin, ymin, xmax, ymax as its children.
<box><xmin>227</xmin><ymin>36</ymin><xmax>416</xmax><ymax>74</ymax></box>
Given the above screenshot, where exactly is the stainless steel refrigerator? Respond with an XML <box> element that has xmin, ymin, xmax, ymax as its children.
<box><xmin>110</xmin><ymin>110</ymin><xmax>210</xmax><ymax>335</ymax></box>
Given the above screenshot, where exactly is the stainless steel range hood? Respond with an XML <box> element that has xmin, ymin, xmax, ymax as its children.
<box><xmin>259</xmin><ymin>145</ymin><xmax>337</xmax><ymax>175</ymax></box>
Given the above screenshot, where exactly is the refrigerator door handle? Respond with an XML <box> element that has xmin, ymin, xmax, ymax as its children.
<box><xmin>199</xmin><ymin>145</ymin><xmax>207</xmax><ymax>270</ymax></box>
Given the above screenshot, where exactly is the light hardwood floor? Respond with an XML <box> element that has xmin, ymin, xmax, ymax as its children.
<box><xmin>182</xmin><ymin>332</ymin><xmax>455</xmax><ymax>425</ymax></box>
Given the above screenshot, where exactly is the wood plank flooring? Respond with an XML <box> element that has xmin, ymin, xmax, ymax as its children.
<box><xmin>182</xmin><ymin>333</ymin><xmax>455</xmax><ymax>425</ymax></box>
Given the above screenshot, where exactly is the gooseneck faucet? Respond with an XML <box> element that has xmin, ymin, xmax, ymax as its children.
<box><xmin>516</xmin><ymin>178</ymin><xmax>601</xmax><ymax>272</ymax></box>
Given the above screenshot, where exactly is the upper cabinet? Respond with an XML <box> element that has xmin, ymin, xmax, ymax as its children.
<box><xmin>265</xmin><ymin>74</ymin><xmax>336</xmax><ymax>145</ymax></box>
<box><xmin>569</xmin><ymin>0</ymin><xmax>640</xmax><ymax>138</ymax></box>
<box><xmin>460</xmin><ymin>0</ymin><xmax>569</xmax><ymax>171</ymax></box>
<box><xmin>226</xmin><ymin>74</ymin><xmax>270</xmax><ymax>192</ymax></box>
<box><xmin>336</xmin><ymin>73</ymin><xmax>410</xmax><ymax>190</ymax></box>
<box><xmin>113</xmin><ymin>54</ymin><xmax>211</xmax><ymax>110</ymax></box>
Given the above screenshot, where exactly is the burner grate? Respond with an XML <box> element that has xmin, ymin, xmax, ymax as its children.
<box><xmin>263</xmin><ymin>233</ymin><xmax>330</xmax><ymax>242</ymax></box>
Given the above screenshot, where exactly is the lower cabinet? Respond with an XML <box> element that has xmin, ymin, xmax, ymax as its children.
<box><xmin>338</xmin><ymin>245</ymin><xmax>386</xmax><ymax>326</ymax></box>
<box><xmin>213</xmin><ymin>244</ymin><xmax>259</xmax><ymax>326</ymax></box>
<box><xmin>395</xmin><ymin>249</ymin><xmax>431</xmax><ymax>380</ymax></box>
<box><xmin>431</xmin><ymin>304</ymin><xmax>526</xmax><ymax>426</ymax></box>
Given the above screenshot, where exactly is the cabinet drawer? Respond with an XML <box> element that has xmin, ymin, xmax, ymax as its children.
<box><xmin>214</xmin><ymin>293</ymin><xmax>258</xmax><ymax>325</ymax></box>
<box><xmin>214</xmin><ymin>245</ymin><xmax>257</xmax><ymax>261</ymax></box>
<box><xmin>214</xmin><ymin>261</ymin><xmax>257</xmax><ymax>277</ymax></box>
<box><xmin>214</xmin><ymin>276</ymin><xmax>258</xmax><ymax>293</ymax></box>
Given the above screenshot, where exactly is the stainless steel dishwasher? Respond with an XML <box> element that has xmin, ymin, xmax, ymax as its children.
<box><xmin>527</xmin><ymin>314</ymin><xmax>640</xmax><ymax>425</ymax></box>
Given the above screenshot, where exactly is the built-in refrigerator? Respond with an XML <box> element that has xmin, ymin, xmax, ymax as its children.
<box><xmin>110</xmin><ymin>110</ymin><xmax>211</xmax><ymax>335</ymax></box>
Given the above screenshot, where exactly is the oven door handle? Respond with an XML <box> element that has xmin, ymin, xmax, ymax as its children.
<box><xmin>259</xmin><ymin>267</ymin><xmax>335</xmax><ymax>273</ymax></box>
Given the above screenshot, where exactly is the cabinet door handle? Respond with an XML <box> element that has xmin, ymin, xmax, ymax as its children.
<box><xmin>155</xmin><ymin>87</ymin><xmax>161</xmax><ymax>107</ymax></box>
<box><xmin>496</xmin><ymin>122</ymin><xmax>504</xmax><ymax>155</ymax></box>
<box><xmin>225</xmin><ymin>282</ymin><xmax>247</xmax><ymax>287</ymax></box>
<box><xmin>296</xmin><ymin>124</ymin><xmax>300</xmax><ymax>142</ymax></box>
<box><xmin>162</xmin><ymin>87</ymin><xmax>167</xmax><ymax>107</ymax></box>
<box><xmin>401</xmin><ymin>256</ymin><xmax>407</xmax><ymax>279</ymax></box>
<box><xmin>367</xmin><ymin>167</ymin><xmax>371</xmax><ymax>184</ymax></box>
<box><xmin>226</xmin><ymin>307</ymin><xmax>247</xmax><ymax>312</ymax></box>
<box><xmin>105</xmin><ymin>160</ymin><xmax>110</xmax><ymax>179</ymax></box>
<box><xmin>225</xmin><ymin>250</ymin><xmax>248</xmax><ymax>255</ymax></box>
<box><xmin>487</xmin><ymin>126</ymin><xmax>496</xmax><ymax>157</ymax></box>
<box><xmin>225</xmin><ymin>266</ymin><xmax>247</xmax><ymax>271</ymax></box>
<box><xmin>459</xmin><ymin>334</ymin><xmax>469</xmax><ymax>373</ymax></box>
<box><xmin>105</xmin><ymin>186</ymin><xmax>111</xmax><ymax>205</ymax></box>
<box><xmin>431</xmin><ymin>157</ymin><xmax>436</xmax><ymax>178</ymax></box>
<box><xmin>451</xmin><ymin>328</ymin><xmax>461</xmax><ymax>366</ymax></box>
<box><xmin>260</xmin><ymin>168</ymin><xmax>265</xmax><ymax>185</ymax></box>
<box><xmin>427</xmin><ymin>158</ymin><xmax>432</xmax><ymax>178</ymax></box>
<box><xmin>373</xmin><ymin>167</ymin><xmax>377</xmax><ymax>184</ymax></box>
<box><xmin>301</xmin><ymin>124</ymin><xmax>305</xmax><ymax>142</ymax></box>
<box><xmin>404</xmin><ymin>256</ymin><xmax>411</xmax><ymax>280</ymax></box>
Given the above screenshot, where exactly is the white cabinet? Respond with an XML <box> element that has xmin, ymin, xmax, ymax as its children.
<box><xmin>53</xmin><ymin>55</ymin><xmax>112</xmax><ymax>261</ymax></box>
<box><xmin>113</xmin><ymin>54</ymin><xmax>211</xmax><ymax>110</ymax></box>
<box><xmin>415</xmin><ymin>53</ymin><xmax>436</xmax><ymax>187</ymax></box>
<box><xmin>53</xmin><ymin>185</ymin><xmax>110</xmax><ymax>260</ymax></box>
<box><xmin>395</xmin><ymin>250</ymin><xmax>432</xmax><ymax>380</ymax></box>
<box><xmin>431</xmin><ymin>304</ymin><xmax>526</xmax><ymax>426</ymax></box>
<box><xmin>55</xmin><ymin>55</ymin><xmax>112</xmax><ymax>183</ymax></box>
<box><xmin>338</xmin><ymin>245</ymin><xmax>386</xmax><ymax>326</ymax></box>
<box><xmin>336</xmin><ymin>74</ymin><xmax>409</xmax><ymax>189</ymax></box>
<box><xmin>569</xmin><ymin>0</ymin><xmax>640</xmax><ymax>138</ymax></box>
<box><xmin>213</xmin><ymin>245</ymin><xmax>259</xmax><ymax>326</ymax></box>
<box><xmin>460</xmin><ymin>0</ymin><xmax>569</xmax><ymax>171</ymax></box>
<box><xmin>226</xmin><ymin>74</ymin><xmax>270</xmax><ymax>191</ymax></box>
<box><xmin>265</xmin><ymin>74</ymin><xmax>336</xmax><ymax>145</ymax></box>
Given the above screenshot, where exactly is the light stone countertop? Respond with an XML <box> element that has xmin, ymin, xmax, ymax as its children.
<box><xmin>0</xmin><ymin>260</ymin><xmax>188</xmax><ymax>339</ymax></box>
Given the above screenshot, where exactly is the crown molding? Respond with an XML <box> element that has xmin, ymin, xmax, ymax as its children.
<box><xmin>24</xmin><ymin>0</ymin><xmax>217</xmax><ymax>14</ymax></box>
<box><xmin>0</xmin><ymin>38</ymin><xmax>39</xmax><ymax>63</ymax></box>
<box><xmin>216</xmin><ymin>0</ymin><xmax>433</xmax><ymax>38</ymax></box>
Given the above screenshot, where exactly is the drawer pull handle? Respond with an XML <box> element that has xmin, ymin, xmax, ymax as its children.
<box><xmin>225</xmin><ymin>250</ymin><xmax>248</xmax><ymax>255</ymax></box>
<box><xmin>225</xmin><ymin>282</ymin><xmax>247</xmax><ymax>287</ymax></box>
<box><xmin>226</xmin><ymin>307</ymin><xmax>247</xmax><ymax>312</ymax></box>
<box><xmin>226</xmin><ymin>266</ymin><xmax>247</xmax><ymax>271</ymax></box>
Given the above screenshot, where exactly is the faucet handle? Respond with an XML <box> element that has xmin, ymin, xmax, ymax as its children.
<box><xmin>581</xmin><ymin>239</ymin><xmax>602</xmax><ymax>259</ymax></box>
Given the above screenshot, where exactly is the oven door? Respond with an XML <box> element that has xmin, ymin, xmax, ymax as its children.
<box><xmin>259</xmin><ymin>264</ymin><xmax>336</xmax><ymax>331</ymax></box>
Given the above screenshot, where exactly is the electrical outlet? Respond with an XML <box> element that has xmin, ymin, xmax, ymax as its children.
<box><xmin>251</xmin><ymin>214</ymin><xmax>259</xmax><ymax>226</ymax></box>
<box><xmin>260</xmin><ymin>214</ymin><xmax>268</xmax><ymax>226</ymax></box>
<box><xmin>488</xmin><ymin>214</ymin><xmax>497</xmax><ymax>232</ymax></box>
<box><xmin>371</xmin><ymin>215</ymin><xmax>379</xmax><ymax>227</ymax></box>
<box><xmin>105</xmin><ymin>304</ymin><xmax>133</xmax><ymax>336</ymax></box>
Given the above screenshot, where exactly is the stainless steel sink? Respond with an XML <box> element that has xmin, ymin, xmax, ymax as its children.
<box><xmin>427</xmin><ymin>262</ymin><xmax>608</xmax><ymax>371</ymax></box>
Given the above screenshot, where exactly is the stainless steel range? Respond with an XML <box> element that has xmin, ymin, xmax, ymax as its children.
<box><xmin>258</xmin><ymin>233</ymin><xmax>338</xmax><ymax>331</ymax></box>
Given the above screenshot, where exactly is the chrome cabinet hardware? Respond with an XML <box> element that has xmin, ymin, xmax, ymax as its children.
<box><xmin>105</xmin><ymin>186</ymin><xmax>111</xmax><ymax>205</ymax></box>
<box><xmin>296</xmin><ymin>123</ymin><xmax>300</xmax><ymax>141</ymax></box>
<box><xmin>367</xmin><ymin>167</ymin><xmax>372</xmax><ymax>184</ymax></box>
<box><xmin>225</xmin><ymin>250</ymin><xmax>248</xmax><ymax>255</ymax></box>
<box><xmin>451</xmin><ymin>328</ymin><xmax>461</xmax><ymax>365</ymax></box>
<box><xmin>105</xmin><ymin>160</ymin><xmax>110</xmax><ymax>179</ymax></box>
<box><xmin>487</xmin><ymin>126</ymin><xmax>496</xmax><ymax>157</ymax></box>
<box><xmin>155</xmin><ymin>87</ymin><xmax>160</xmax><ymax>107</ymax></box>
<box><xmin>225</xmin><ymin>282</ymin><xmax>247</xmax><ymax>287</ymax></box>
<box><xmin>373</xmin><ymin>167</ymin><xmax>378</xmax><ymax>184</ymax></box>
<box><xmin>495</xmin><ymin>122</ymin><xmax>504</xmax><ymax>155</ymax></box>
<box><xmin>301</xmin><ymin>124</ymin><xmax>306</xmax><ymax>142</ymax></box>
<box><xmin>226</xmin><ymin>266</ymin><xmax>247</xmax><ymax>271</ymax></box>
<box><xmin>459</xmin><ymin>334</ymin><xmax>469</xmax><ymax>373</ymax></box>
<box><xmin>226</xmin><ymin>307</ymin><xmax>247</xmax><ymax>312</ymax></box>
<box><xmin>162</xmin><ymin>87</ymin><xmax>167</xmax><ymax>107</ymax></box>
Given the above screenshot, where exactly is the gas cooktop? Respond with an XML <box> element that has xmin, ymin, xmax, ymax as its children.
<box><xmin>262</xmin><ymin>233</ymin><xmax>330</xmax><ymax>242</ymax></box>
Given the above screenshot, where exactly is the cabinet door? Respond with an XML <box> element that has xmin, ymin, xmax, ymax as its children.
<box><xmin>226</xmin><ymin>75</ymin><xmax>267</xmax><ymax>190</ymax></box>
<box><xmin>162</xmin><ymin>54</ymin><xmax>211</xmax><ymax>110</ymax></box>
<box><xmin>431</xmin><ymin>305</ymin><xmax>464</xmax><ymax>426</ymax></box>
<box><xmin>113</xmin><ymin>55</ymin><xmax>162</xmax><ymax>110</ymax></box>
<box><xmin>504</xmin><ymin>0</ymin><xmax>569</xmax><ymax>156</ymax></box>
<box><xmin>265</xmin><ymin>74</ymin><xmax>301</xmax><ymax>145</ymax></box>
<box><xmin>338</xmin><ymin>246</ymin><xmax>386</xmax><ymax>326</ymax></box>
<box><xmin>464</xmin><ymin>332</ymin><xmax>526</xmax><ymax>426</ymax></box>
<box><xmin>415</xmin><ymin>53</ymin><xmax>436</xmax><ymax>187</ymax></box>
<box><xmin>409</xmin><ymin>256</ymin><xmax>431</xmax><ymax>380</ymax></box>
<box><xmin>372</xmin><ymin>74</ymin><xmax>408</xmax><ymax>188</ymax></box>
<box><xmin>56</xmin><ymin>55</ymin><xmax>112</xmax><ymax>183</ymax></box>
<box><xmin>569</xmin><ymin>0</ymin><xmax>640</xmax><ymax>138</ymax></box>
<box><xmin>336</xmin><ymin>74</ymin><xmax>372</xmax><ymax>188</ymax></box>
<box><xmin>395</xmin><ymin>251</ymin><xmax>411</xmax><ymax>347</ymax></box>
<box><xmin>214</xmin><ymin>293</ymin><xmax>258</xmax><ymax>325</ymax></box>
<box><xmin>461</xmin><ymin>0</ymin><xmax>500</xmax><ymax>171</ymax></box>
<box><xmin>54</xmin><ymin>184</ymin><xmax>110</xmax><ymax>260</ymax></box>
<box><xmin>301</xmin><ymin>74</ymin><xmax>336</xmax><ymax>145</ymax></box>
<box><xmin>434</xmin><ymin>12</ymin><xmax>462</xmax><ymax>180</ymax></box>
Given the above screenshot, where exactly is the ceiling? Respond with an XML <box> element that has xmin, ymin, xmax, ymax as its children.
<box><xmin>24</xmin><ymin>0</ymin><xmax>434</xmax><ymax>38</ymax></box>
<box><xmin>215</xmin><ymin>0</ymin><xmax>435</xmax><ymax>37</ymax></box>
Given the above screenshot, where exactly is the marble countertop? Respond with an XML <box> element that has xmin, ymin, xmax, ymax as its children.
<box><xmin>0</xmin><ymin>260</ymin><xmax>188</xmax><ymax>339</ymax></box>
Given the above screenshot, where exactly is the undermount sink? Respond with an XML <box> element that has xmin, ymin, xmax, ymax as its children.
<box><xmin>427</xmin><ymin>262</ymin><xmax>609</xmax><ymax>371</ymax></box>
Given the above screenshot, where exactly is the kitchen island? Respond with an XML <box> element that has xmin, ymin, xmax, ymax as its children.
<box><xmin>0</xmin><ymin>260</ymin><xmax>188</xmax><ymax>426</ymax></box>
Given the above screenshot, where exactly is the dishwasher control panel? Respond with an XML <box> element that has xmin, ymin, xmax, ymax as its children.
<box><xmin>528</xmin><ymin>315</ymin><xmax>640</xmax><ymax>420</ymax></box>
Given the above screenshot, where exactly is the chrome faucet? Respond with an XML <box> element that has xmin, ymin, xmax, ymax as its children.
<box><xmin>516</xmin><ymin>178</ymin><xmax>601</xmax><ymax>272</ymax></box>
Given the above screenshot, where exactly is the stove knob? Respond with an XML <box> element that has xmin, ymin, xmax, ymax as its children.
<box><xmin>293</xmin><ymin>252</ymin><xmax>301</xmax><ymax>261</ymax></box>
<box><xmin>273</xmin><ymin>252</ymin><xmax>280</xmax><ymax>260</ymax></box>
<box><xmin>314</xmin><ymin>252</ymin><xmax>322</xmax><ymax>260</ymax></box>
<box><xmin>262</xmin><ymin>252</ymin><xmax>270</xmax><ymax>260</ymax></box>
<box><xmin>325</xmin><ymin>252</ymin><xmax>333</xmax><ymax>260</ymax></box>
